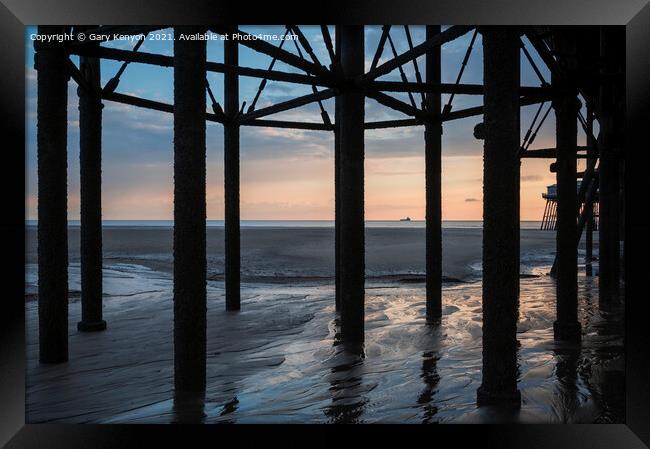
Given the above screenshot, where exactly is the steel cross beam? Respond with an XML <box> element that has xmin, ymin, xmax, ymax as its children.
<box><xmin>101</xmin><ymin>90</ymin><xmax>220</xmax><ymax>121</ymax></box>
<box><xmin>289</xmin><ymin>25</ymin><xmax>323</xmax><ymax>68</ymax></box>
<box><xmin>210</xmin><ymin>26</ymin><xmax>335</xmax><ymax>82</ymax></box>
<box><xmin>365</xmin><ymin>118</ymin><xmax>422</xmax><ymax>129</ymax></box>
<box><xmin>403</xmin><ymin>25</ymin><xmax>426</xmax><ymax>107</ymax></box>
<box><xmin>365</xmin><ymin>25</ymin><xmax>474</xmax><ymax>81</ymax></box>
<box><xmin>525</xmin><ymin>30</ymin><xmax>561</xmax><ymax>80</ymax></box>
<box><xmin>247</xmin><ymin>119</ymin><xmax>333</xmax><ymax>131</ymax></box>
<box><xmin>525</xmin><ymin>29</ymin><xmax>599</xmax><ymax>117</ymax></box>
<box><xmin>385</xmin><ymin>30</ymin><xmax>418</xmax><ymax>108</ymax></box>
<box><xmin>66</xmin><ymin>58</ymin><xmax>91</xmax><ymax>93</ymax></box>
<box><xmin>286</xmin><ymin>28</ymin><xmax>333</xmax><ymax>126</ymax></box>
<box><xmin>247</xmin><ymin>28</ymin><xmax>291</xmax><ymax>113</ymax></box>
<box><xmin>442</xmin><ymin>94</ymin><xmax>553</xmax><ymax>122</ymax></box>
<box><xmin>366</xmin><ymin>90</ymin><xmax>432</xmax><ymax>122</ymax></box>
<box><xmin>99</xmin><ymin>85</ymin><xmax>550</xmax><ymax>130</ymax></box>
<box><xmin>71</xmin><ymin>26</ymin><xmax>552</xmax><ymax>133</ymax></box>
<box><xmin>67</xmin><ymin>46</ymin><xmax>337</xmax><ymax>88</ymax></box>
<box><xmin>367</xmin><ymin>80</ymin><xmax>553</xmax><ymax>96</ymax></box>
<box><xmin>520</xmin><ymin>37</ymin><xmax>549</xmax><ymax>86</ymax></box>
<box><xmin>369</xmin><ymin>26</ymin><xmax>391</xmax><ymax>73</ymax></box>
<box><xmin>520</xmin><ymin>147</ymin><xmax>592</xmax><ymax>158</ymax></box>
<box><xmin>366</xmin><ymin>91</ymin><xmax>552</xmax><ymax>124</ymax></box>
<box><xmin>237</xmin><ymin>88</ymin><xmax>337</xmax><ymax>124</ymax></box>
<box><xmin>102</xmin><ymin>90</ymin><xmax>332</xmax><ymax>131</ymax></box>
<box><xmin>320</xmin><ymin>25</ymin><xmax>336</xmax><ymax>66</ymax></box>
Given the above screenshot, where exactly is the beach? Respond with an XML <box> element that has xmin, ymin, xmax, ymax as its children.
<box><xmin>24</xmin><ymin>223</ymin><xmax>623</xmax><ymax>423</ymax></box>
<box><xmin>27</xmin><ymin>222</ymin><xmax>565</xmax><ymax>285</ymax></box>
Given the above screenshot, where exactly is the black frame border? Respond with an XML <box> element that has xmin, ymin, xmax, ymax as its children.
<box><xmin>1</xmin><ymin>1</ymin><xmax>649</xmax><ymax>447</ymax></box>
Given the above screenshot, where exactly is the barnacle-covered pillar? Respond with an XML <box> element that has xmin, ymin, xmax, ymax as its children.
<box><xmin>77</xmin><ymin>45</ymin><xmax>106</xmax><ymax>332</ymax></box>
<box><xmin>338</xmin><ymin>26</ymin><xmax>365</xmax><ymax>343</ymax></box>
<box><xmin>173</xmin><ymin>27</ymin><xmax>207</xmax><ymax>393</ymax></box>
<box><xmin>477</xmin><ymin>27</ymin><xmax>521</xmax><ymax>408</ymax></box>
<box><xmin>36</xmin><ymin>26</ymin><xmax>70</xmax><ymax>363</ymax></box>
<box><xmin>425</xmin><ymin>25</ymin><xmax>443</xmax><ymax>322</ymax></box>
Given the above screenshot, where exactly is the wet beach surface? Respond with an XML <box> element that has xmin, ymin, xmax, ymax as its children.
<box><xmin>25</xmin><ymin>259</ymin><xmax>624</xmax><ymax>423</ymax></box>
<box><xmin>26</xmin><ymin>226</ymin><xmax>571</xmax><ymax>282</ymax></box>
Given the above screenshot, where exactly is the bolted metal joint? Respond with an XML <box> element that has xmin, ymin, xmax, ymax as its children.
<box><xmin>473</xmin><ymin>122</ymin><xmax>485</xmax><ymax>140</ymax></box>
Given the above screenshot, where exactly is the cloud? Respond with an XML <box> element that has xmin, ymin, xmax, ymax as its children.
<box><xmin>373</xmin><ymin>170</ymin><xmax>424</xmax><ymax>176</ymax></box>
<box><xmin>24</xmin><ymin>26</ymin><xmax>557</xmax><ymax>221</ymax></box>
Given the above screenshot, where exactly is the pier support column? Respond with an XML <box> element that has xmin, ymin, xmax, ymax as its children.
<box><xmin>77</xmin><ymin>48</ymin><xmax>106</xmax><ymax>332</ymax></box>
<box><xmin>585</xmin><ymin>109</ymin><xmax>595</xmax><ymax>273</ymax></box>
<box><xmin>173</xmin><ymin>27</ymin><xmax>207</xmax><ymax>393</ymax></box>
<box><xmin>334</xmin><ymin>26</ymin><xmax>342</xmax><ymax>311</ymax></box>
<box><xmin>425</xmin><ymin>25</ymin><xmax>443</xmax><ymax>322</ymax></box>
<box><xmin>552</xmin><ymin>44</ymin><xmax>582</xmax><ymax>341</ymax></box>
<box><xmin>338</xmin><ymin>26</ymin><xmax>365</xmax><ymax>343</ymax></box>
<box><xmin>477</xmin><ymin>27</ymin><xmax>521</xmax><ymax>408</ymax></box>
<box><xmin>36</xmin><ymin>26</ymin><xmax>69</xmax><ymax>363</ymax></box>
<box><xmin>224</xmin><ymin>27</ymin><xmax>241</xmax><ymax>311</ymax></box>
<box><xmin>598</xmin><ymin>26</ymin><xmax>624</xmax><ymax>302</ymax></box>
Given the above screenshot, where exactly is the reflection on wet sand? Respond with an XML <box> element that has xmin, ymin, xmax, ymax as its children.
<box><xmin>417</xmin><ymin>325</ymin><xmax>442</xmax><ymax>423</ymax></box>
<box><xmin>324</xmin><ymin>317</ymin><xmax>368</xmax><ymax>423</ymax></box>
<box><xmin>25</xmin><ymin>264</ymin><xmax>625</xmax><ymax>423</ymax></box>
<box><xmin>172</xmin><ymin>391</ymin><xmax>206</xmax><ymax>424</ymax></box>
<box><xmin>551</xmin><ymin>343</ymin><xmax>581</xmax><ymax>423</ymax></box>
<box><xmin>418</xmin><ymin>350</ymin><xmax>441</xmax><ymax>423</ymax></box>
<box><xmin>546</xmin><ymin>272</ymin><xmax>625</xmax><ymax>424</ymax></box>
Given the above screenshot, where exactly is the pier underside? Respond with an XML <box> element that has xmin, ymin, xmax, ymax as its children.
<box><xmin>31</xmin><ymin>24</ymin><xmax>625</xmax><ymax>418</ymax></box>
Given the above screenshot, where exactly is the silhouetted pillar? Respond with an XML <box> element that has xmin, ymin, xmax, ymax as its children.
<box><xmin>36</xmin><ymin>26</ymin><xmax>69</xmax><ymax>363</ymax></box>
<box><xmin>585</xmin><ymin>109</ymin><xmax>595</xmax><ymax>270</ymax></box>
<box><xmin>77</xmin><ymin>49</ymin><xmax>106</xmax><ymax>332</ymax></box>
<box><xmin>224</xmin><ymin>27</ymin><xmax>241</xmax><ymax>311</ymax></box>
<box><xmin>598</xmin><ymin>26</ymin><xmax>623</xmax><ymax>302</ymax></box>
<box><xmin>425</xmin><ymin>25</ymin><xmax>443</xmax><ymax>322</ymax></box>
<box><xmin>173</xmin><ymin>27</ymin><xmax>207</xmax><ymax>393</ymax></box>
<box><xmin>476</xmin><ymin>27</ymin><xmax>521</xmax><ymax>408</ymax></box>
<box><xmin>552</xmin><ymin>44</ymin><xmax>581</xmax><ymax>341</ymax></box>
<box><xmin>334</xmin><ymin>26</ymin><xmax>342</xmax><ymax>311</ymax></box>
<box><xmin>338</xmin><ymin>26</ymin><xmax>365</xmax><ymax>343</ymax></box>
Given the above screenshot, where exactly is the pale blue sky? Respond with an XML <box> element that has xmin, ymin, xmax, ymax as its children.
<box><xmin>25</xmin><ymin>26</ymin><xmax>588</xmax><ymax>220</ymax></box>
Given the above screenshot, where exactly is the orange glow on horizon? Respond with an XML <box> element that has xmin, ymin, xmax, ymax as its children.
<box><xmin>26</xmin><ymin>153</ymin><xmax>565</xmax><ymax>222</ymax></box>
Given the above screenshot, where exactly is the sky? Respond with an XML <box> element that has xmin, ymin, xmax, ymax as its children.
<box><xmin>25</xmin><ymin>26</ymin><xmax>591</xmax><ymax>221</ymax></box>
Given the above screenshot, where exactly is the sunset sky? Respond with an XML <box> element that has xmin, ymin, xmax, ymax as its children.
<box><xmin>25</xmin><ymin>26</ymin><xmax>590</xmax><ymax>221</ymax></box>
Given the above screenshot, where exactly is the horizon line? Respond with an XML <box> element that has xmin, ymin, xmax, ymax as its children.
<box><xmin>24</xmin><ymin>218</ymin><xmax>544</xmax><ymax>222</ymax></box>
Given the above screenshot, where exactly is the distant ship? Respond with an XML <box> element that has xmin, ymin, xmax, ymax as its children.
<box><xmin>399</xmin><ymin>217</ymin><xmax>411</xmax><ymax>222</ymax></box>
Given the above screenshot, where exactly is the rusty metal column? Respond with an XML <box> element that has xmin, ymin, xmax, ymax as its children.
<box><xmin>77</xmin><ymin>46</ymin><xmax>106</xmax><ymax>332</ymax></box>
<box><xmin>224</xmin><ymin>27</ymin><xmax>241</xmax><ymax>311</ymax></box>
<box><xmin>477</xmin><ymin>27</ymin><xmax>521</xmax><ymax>408</ymax></box>
<box><xmin>334</xmin><ymin>26</ymin><xmax>342</xmax><ymax>311</ymax></box>
<box><xmin>425</xmin><ymin>25</ymin><xmax>443</xmax><ymax>322</ymax></box>
<box><xmin>36</xmin><ymin>26</ymin><xmax>69</xmax><ymax>363</ymax></box>
<box><xmin>598</xmin><ymin>26</ymin><xmax>623</xmax><ymax>302</ymax></box>
<box><xmin>552</xmin><ymin>46</ymin><xmax>581</xmax><ymax>341</ymax></box>
<box><xmin>585</xmin><ymin>108</ymin><xmax>595</xmax><ymax>271</ymax></box>
<box><xmin>338</xmin><ymin>26</ymin><xmax>365</xmax><ymax>343</ymax></box>
<box><xmin>173</xmin><ymin>27</ymin><xmax>207</xmax><ymax>393</ymax></box>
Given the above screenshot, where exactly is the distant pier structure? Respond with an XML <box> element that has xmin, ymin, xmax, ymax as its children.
<box><xmin>541</xmin><ymin>184</ymin><xmax>559</xmax><ymax>230</ymax></box>
<box><xmin>540</xmin><ymin>182</ymin><xmax>599</xmax><ymax>232</ymax></box>
<box><xmin>33</xmin><ymin>25</ymin><xmax>625</xmax><ymax>410</ymax></box>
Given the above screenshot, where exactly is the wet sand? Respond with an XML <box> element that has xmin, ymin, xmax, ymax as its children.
<box><xmin>26</xmin><ymin>226</ymin><xmax>568</xmax><ymax>282</ymax></box>
<box><xmin>24</xmin><ymin>226</ymin><xmax>623</xmax><ymax>423</ymax></box>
